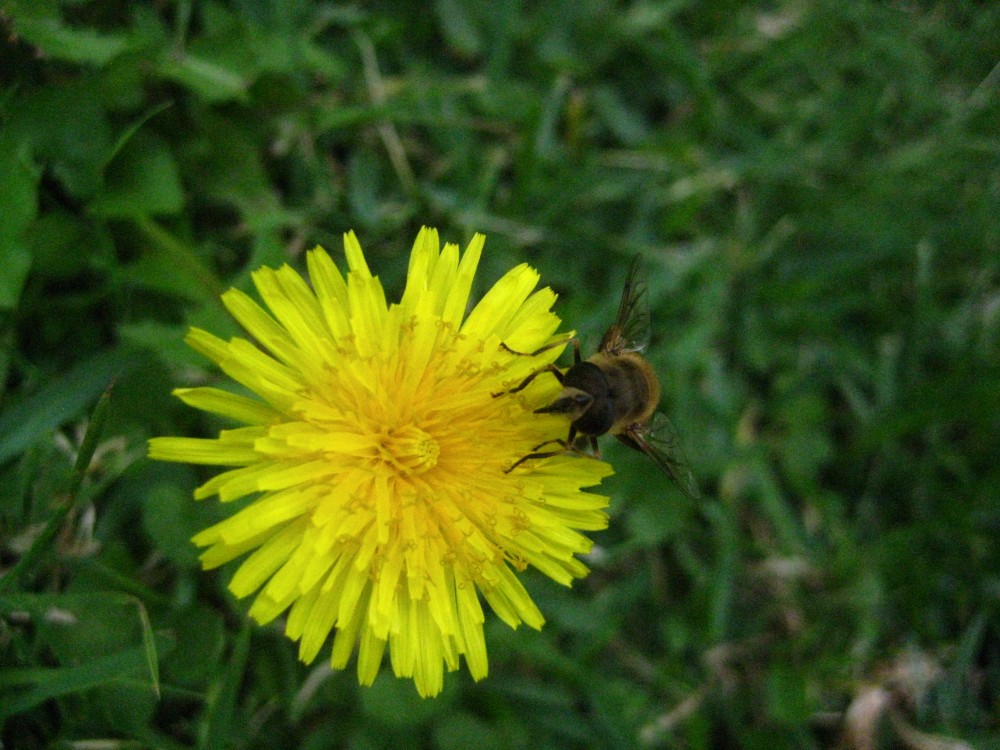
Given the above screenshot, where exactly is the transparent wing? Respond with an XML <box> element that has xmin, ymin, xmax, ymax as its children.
<box><xmin>599</xmin><ymin>255</ymin><xmax>651</xmax><ymax>355</ymax></box>
<box><xmin>616</xmin><ymin>412</ymin><xmax>700</xmax><ymax>499</ymax></box>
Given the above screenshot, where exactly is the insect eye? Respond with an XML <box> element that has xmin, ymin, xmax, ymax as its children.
<box><xmin>574</xmin><ymin>394</ymin><xmax>592</xmax><ymax>406</ymax></box>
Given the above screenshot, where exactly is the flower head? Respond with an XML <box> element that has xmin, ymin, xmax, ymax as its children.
<box><xmin>149</xmin><ymin>228</ymin><xmax>612</xmax><ymax>696</ymax></box>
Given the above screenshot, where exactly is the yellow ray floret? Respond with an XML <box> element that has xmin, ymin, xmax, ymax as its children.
<box><xmin>148</xmin><ymin>227</ymin><xmax>612</xmax><ymax>697</ymax></box>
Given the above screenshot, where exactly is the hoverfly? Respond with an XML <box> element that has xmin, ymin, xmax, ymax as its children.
<box><xmin>496</xmin><ymin>256</ymin><xmax>699</xmax><ymax>499</ymax></box>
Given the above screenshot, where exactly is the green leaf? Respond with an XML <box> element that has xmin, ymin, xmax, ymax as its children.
<box><xmin>70</xmin><ymin>380</ymin><xmax>114</xmax><ymax>489</ymax></box>
<box><xmin>360</xmin><ymin>669</ymin><xmax>454</xmax><ymax>727</ymax></box>
<box><xmin>0</xmin><ymin>384</ymin><xmax>114</xmax><ymax>593</ymax></box>
<box><xmin>141</xmin><ymin>481</ymin><xmax>203</xmax><ymax>568</ymax></box>
<box><xmin>162</xmin><ymin>604</ymin><xmax>227</xmax><ymax>686</ymax></box>
<box><xmin>433</xmin><ymin>0</ymin><xmax>482</xmax><ymax>57</ymax></box>
<box><xmin>0</xmin><ymin>646</ymin><xmax>154</xmax><ymax>719</ymax></box>
<box><xmin>24</xmin><ymin>209</ymin><xmax>110</xmax><ymax>280</ymax></box>
<box><xmin>0</xmin><ymin>347</ymin><xmax>140</xmax><ymax>465</ymax></box>
<box><xmin>158</xmin><ymin>52</ymin><xmax>250</xmax><ymax>103</ymax></box>
<box><xmin>0</xmin><ymin>132</ymin><xmax>39</xmax><ymax>309</ymax></box>
<box><xmin>90</xmin><ymin>132</ymin><xmax>184</xmax><ymax>218</ymax></box>
<box><xmin>200</xmin><ymin>625</ymin><xmax>251</xmax><ymax>749</ymax></box>
<box><xmin>119</xmin><ymin>321</ymin><xmax>208</xmax><ymax>367</ymax></box>
<box><xmin>9</xmin><ymin>82</ymin><xmax>113</xmax><ymax>198</ymax></box>
<box><xmin>137</xmin><ymin>598</ymin><xmax>161</xmax><ymax>700</ymax></box>
<box><xmin>131</xmin><ymin>218</ymin><xmax>225</xmax><ymax>303</ymax></box>
<box><xmin>434</xmin><ymin>713</ymin><xmax>506</xmax><ymax>750</ymax></box>
<box><xmin>765</xmin><ymin>667</ymin><xmax>811</xmax><ymax>725</ymax></box>
<box><xmin>0</xmin><ymin>591</ymin><xmax>161</xmax><ymax>720</ymax></box>
<box><xmin>104</xmin><ymin>100</ymin><xmax>174</xmax><ymax>167</ymax></box>
<box><xmin>11</xmin><ymin>14</ymin><xmax>133</xmax><ymax>66</ymax></box>
<box><xmin>9</xmin><ymin>84</ymin><xmax>113</xmax><ymax>198</ymax></box>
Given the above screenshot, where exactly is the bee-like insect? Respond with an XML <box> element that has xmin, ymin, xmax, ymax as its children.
<box><xmin>496</xmin><ymin>256</ymin><xmax>700</xmax><ymax>499</ymax></box>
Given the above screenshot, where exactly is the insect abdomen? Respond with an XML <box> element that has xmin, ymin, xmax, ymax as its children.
<box><xmin>593</xmin><ymin>353</ymin><xmax>660</xmax><ymax>434</ymax></box>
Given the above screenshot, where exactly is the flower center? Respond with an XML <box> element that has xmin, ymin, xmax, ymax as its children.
<box><xmin>376</xmin><ymin>424</ymin><xmax>440</xmax><ymax>476</ymax></box>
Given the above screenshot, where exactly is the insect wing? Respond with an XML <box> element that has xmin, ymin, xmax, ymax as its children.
<box><xmin>599</xmin><ymin>255</ymin><xmax>651</xmax><ymax>355</ymax></box>
<box><xmin>617</xmin><ymin>412</ymin><xmax>700</xmax><ymax>499</ymax></box>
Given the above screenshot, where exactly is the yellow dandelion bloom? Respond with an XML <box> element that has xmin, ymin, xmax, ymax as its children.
<box><xmin>149</xmin><ymin>227</ymin><xmax>612</xmax><ymax>697</ymax></box>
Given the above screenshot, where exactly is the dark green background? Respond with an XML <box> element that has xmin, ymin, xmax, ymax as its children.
<box><xmin>1</xmin><ymin>1</ymin><xmax>998</xmax><ymax>748</ymax></box>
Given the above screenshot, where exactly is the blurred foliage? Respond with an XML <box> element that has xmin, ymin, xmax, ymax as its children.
<box><xmin>1</xmin><ymin>0</ymin><xmax>999</xmax><ymax>748</ymax></box>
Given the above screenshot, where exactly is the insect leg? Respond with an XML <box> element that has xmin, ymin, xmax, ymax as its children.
<box><xmin>504</xmin><ymin>446</ymin><xmax>568</xmax><ymax>473</ymax></box>
<box><xmin>499</xmin><ymin>337</ymin><xmax>577</xmax><ymax>358</ymax></box>
<box><xmin>505</xmin><ymin>425</ymin><xmax>592</xmax><ymax>473</ymax></box>
<box><xmin>492</xmin><ymin>363</ymin><xmax>564</xmax><ymax>397</ymax></box>
<box><xmin>529</xmin><ymin>438</ymin><xmax>568</xmax><ymax>452</ymax></box>
<box><xmin>588</xmin><ymin>436</ymin><xmax>601</xmax><ymax>459</ymax></box>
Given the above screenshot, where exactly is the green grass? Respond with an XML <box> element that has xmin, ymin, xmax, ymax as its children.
<box><xmin>2</xmin><ymin>1</ymin><xmax>999</xmax><ymax>747</ymax></box>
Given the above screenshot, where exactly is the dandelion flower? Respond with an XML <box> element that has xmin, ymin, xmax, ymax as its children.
<box><xmin>149</xmin><ymin>227</ymin><xmax>612</xmax><ymax>697</ymax></box>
